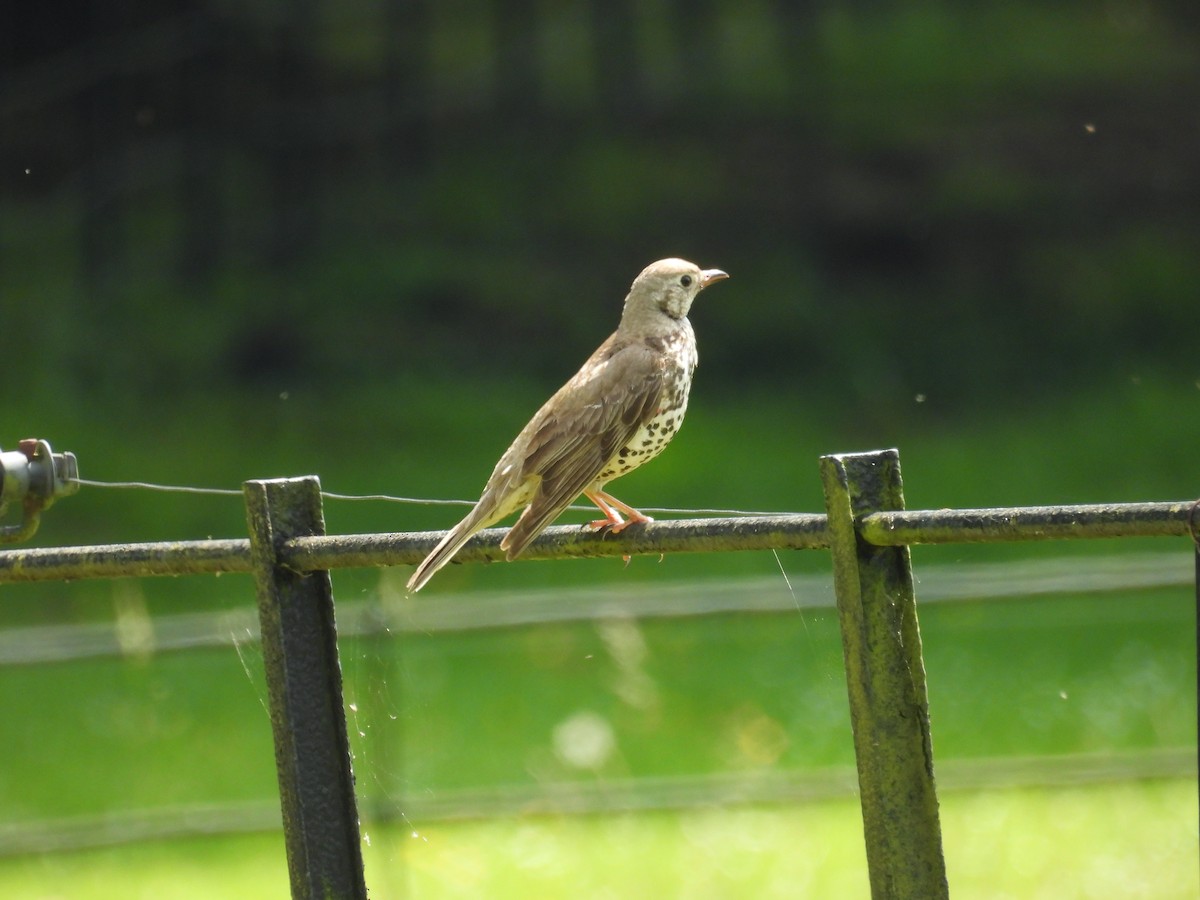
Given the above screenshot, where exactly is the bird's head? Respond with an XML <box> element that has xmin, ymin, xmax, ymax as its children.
<box><xmin>621</xmin><ymin>258</ymin><xmax>729</xmax><ymax>325</ymax></box>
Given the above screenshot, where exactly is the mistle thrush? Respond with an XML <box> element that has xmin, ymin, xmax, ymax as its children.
<box><xmin>406</xmin><ymin>258</ymin><xmax>728</xmax><ymax>592</ymax></box>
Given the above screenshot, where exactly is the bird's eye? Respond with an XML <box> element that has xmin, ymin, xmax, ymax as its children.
<box><xmin>680</xmin><ymin>275</ymin><xmax>693</xmax><ymax>287</ymax></box>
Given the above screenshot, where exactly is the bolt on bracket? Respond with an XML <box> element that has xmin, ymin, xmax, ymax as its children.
<box><xmin>0</xmin><ymin>439</ymin><xmax>80</xmax><ymax>544</ymax></box>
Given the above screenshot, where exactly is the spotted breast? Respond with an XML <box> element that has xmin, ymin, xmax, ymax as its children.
<box><xmin>593</xmin><ymin>325</ymin><xmax>697</xmax><ymax>485</ymax></box>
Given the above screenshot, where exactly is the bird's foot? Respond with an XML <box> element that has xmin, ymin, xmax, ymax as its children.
<box><xmin>598</xmin><ymin>513</ymin><xmax>654</xmax><ymax>535</ymax></box>
<box><xmin>585</xmin><ymin>516</ymin><xmax>622</xmax><ymax>532</ymax></box>
<box><xmin>583</xmin><ymin>489</ymin><xmax>653</xmax><ymax>543</ymax></box>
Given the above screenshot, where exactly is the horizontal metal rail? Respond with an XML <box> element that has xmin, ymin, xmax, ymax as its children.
<box><xmin>0</xmin><ymin>538</ymin><xmax>250</xmax><ymax>581</ymax></box>
<box><xmin>861</xmin><ymin>501</ymin><xmax>1198</xmax><ymax>545</ymax></box>
<box><xmin>0</xmin><ymin>501</ymin><xmax>1195</xmax><ymax>584</ymax></box>
<box><xmin>0</xmin><ymin>515</ymin><xmax>828</xmax><ymax>582</ymax></box>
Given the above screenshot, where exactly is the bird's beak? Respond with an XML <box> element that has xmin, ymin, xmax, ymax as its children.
<box><xmin>699</xmin><ymin>269</ymin><xmax>729</xmax><ymax>288</ymax></box>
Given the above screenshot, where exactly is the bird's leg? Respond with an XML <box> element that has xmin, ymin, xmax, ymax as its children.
<box><xmin>583</xmin><ymin>489</ymin><xmax>651</xmax><ymax>566</ymax></box>
<box><xmin>584</xmin><ymin>489</ymin><xmax>654</xmax><ymax>534</ymax></box>
<box><xmin>583</xmin><ymin>489</ymin><xmax>626</xmax><ymax>532</ymax></box>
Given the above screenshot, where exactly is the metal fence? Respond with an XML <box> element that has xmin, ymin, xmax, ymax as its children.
<box><xmin>1</xmin><ymin>448</ymin><xmax>1197</xmax><ymax>899</ymax></box>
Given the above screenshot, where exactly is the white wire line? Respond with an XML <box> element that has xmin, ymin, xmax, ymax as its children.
<box><xmin>68</xmin><ymin>477</ymin><xmax>789</xmax><ymax>518</ymax></box>
<box><xmin>72</xmin><ymin>478</ymin><xmax>243</xmax><ymax>497</ymax></box>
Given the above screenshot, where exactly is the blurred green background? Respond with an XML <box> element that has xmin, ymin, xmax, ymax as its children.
<box><xmin>2</xmin><ymin>1</ymin><xmax>1198</xmax><ymax>897</ymax></box>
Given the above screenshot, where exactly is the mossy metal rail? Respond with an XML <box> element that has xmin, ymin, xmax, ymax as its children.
<box><xmin>0</xmin><ymin>449</ymin><xmax>1196</xmax><ymax>900</ymax></box>
<box><xmin>0</xmin><ymin>498</ymin><xmax>1190</xmax><ymax>581</ymax></box>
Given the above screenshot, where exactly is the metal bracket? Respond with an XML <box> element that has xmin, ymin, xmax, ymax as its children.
<box><xmin>0</xmin><ymin>439</ymin><xmax>80</xmax><ymax>544</ymax></box>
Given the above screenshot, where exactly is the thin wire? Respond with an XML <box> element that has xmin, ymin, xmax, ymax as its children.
<box><xmin>319</xmin><ymin>491</ymin><xmax>474</xmax><ymax>507</ymax></box>
<box><xmin>71</xmin><ymin>477</ymin><xmax>242</xmax><ymax>497</ymax></box>
<box><xmin>69</xmin><ymin>478</ymin><xmax>787</xmax><ymax>518</ymax></box>
<box><xmin>638</xmin><ymin>504</ymin><xmax>787</xmax><ymax>517</ymax></box>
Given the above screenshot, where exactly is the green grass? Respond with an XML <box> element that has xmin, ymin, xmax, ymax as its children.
<box><xmin>386</xmin><ymin>781</ymin><xmax>1200</xmax><ymax>898</ymax></box>
<box><xmin>0</xmin><ymin>779</ymin><xmax>1194</xmax><ymax>898</ymax></box>
<box><xmin>338</xmin><ymin>589</ymin><xmax>1193</xmax><ymax>799</ymax></box>
<box><xmin>0</xmin><ymin>832</ymin><xmax>288</xmax><ymax>900</ymax></box>
<box><xmin>0</xmin><ymin>586</ymin><xmax>1191</xmax><ymax>820</ymax></box>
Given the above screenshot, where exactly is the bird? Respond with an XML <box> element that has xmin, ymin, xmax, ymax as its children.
<box><xmin>405</xmin><ymin>258</ymin><xmax>729</xmax><ymax>593</ymax></box>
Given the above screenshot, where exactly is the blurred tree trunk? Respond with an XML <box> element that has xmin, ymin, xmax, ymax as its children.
<box><xmin>382</xmin><ymin>0</ymin><xmax>431</xmax><ymax>170</ymax></box>
<box><xmin>494</xmin><ymin>0</ymin><xmax>541</xmax><ymax>124</ymax></box>
<box><xmin>669</xmin><ymin>0</ymin><xmax>716</xmax><ymax>109</ymax></box>
<box><xmin>177</xmin><ymin>9</ymin><xmax>226</xmax><ymax>287</ymax></box>
<box><xmin>267</xmin><ymin>0</ymin><xmax>319</xmax><ymax>269</ymax></box>
<box><xmin>590</xmin><ymin>0</ymin><xmax>641</xmax><ymax>122</ymax></box>
<box><xmin>77</xmin><ymin>3</ymin><xmax>128</xmax><ymax>299</ymax></box>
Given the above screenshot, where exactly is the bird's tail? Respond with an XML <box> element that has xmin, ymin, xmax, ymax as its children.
<box><xmin>406</xmin><ymin>522</ymin><xmax>473</xmax><ymax>593</ymax></box>
<box><xmin>498</xmin><ymin>499</ymin><xmax>565</xmax><ymax>561</ymax></box>
<box><xmin>407</xmin><ymin>498</ymin><xmax>509</xmax><ymax>593</ymax></box>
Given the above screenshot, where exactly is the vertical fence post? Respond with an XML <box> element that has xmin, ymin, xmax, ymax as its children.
<box><xmin>1191</xmin><ymin>504</ymin><xmax>1199</xmax><ymax>833</ymax></box>
<box><xmin>244</xmin><ymin>477</ymin><xmax>368</xmax><ymax>900</ymax></box>
<box><xmin>820</xmin><ymin>450</ymin><xmax>948</xmax><ymax>899</ymax></box>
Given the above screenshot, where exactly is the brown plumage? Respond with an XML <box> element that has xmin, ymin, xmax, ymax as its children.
<box><xmin>406</xmin><ymin>258</ymin><xmax>729</xmax><ymax>593</ymax></box>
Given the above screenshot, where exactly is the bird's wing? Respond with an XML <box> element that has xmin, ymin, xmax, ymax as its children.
<box><xmin>499</xmin><ymin>339</ymin><xmax>665</xmax><ymax>558</ymax></box>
